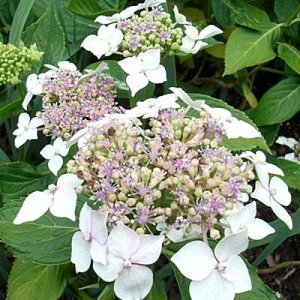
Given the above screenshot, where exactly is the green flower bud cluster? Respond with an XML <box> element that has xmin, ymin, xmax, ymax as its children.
<box><xmin>118</xmin><ymin>8</ymin><xmax>184</xmax><ymax>56</ymax></box>
<box><xmin>0</xmin><ymin>43</ymin><xmax>42</xmax><ymax>85</ymax></box>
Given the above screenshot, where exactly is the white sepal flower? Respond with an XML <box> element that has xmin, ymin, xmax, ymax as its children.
<box><xmin>93</xmin><ymin>222</ymin><xmax>164</xmax><ymax>300</ymax></box>
<box><xmin>40</xmin><ymin>137</ymin><xmax>69</xmax><ymax>176</ymax></box>
<box><xmin>170</xmin><ymin>87</ymin><xmax>205</xmax><ymax>110</ymax></box>
<box><xmin>13</xmin><ymin>113</ymin><xmax>44</xmax><ymax>148</ymax></box>
<box><xmin>173</xmin><ymin>5</ymin><xmax>191</xmax><ymax>25</ymax></box>
<box><xmin>118</xmin><ymin>49</ymin><xmax>167</xmax><ymax>96</ymax></box>
<box><xmin>251</xmin><ymin>173</ymin><xmax>292</xmax><ymax>229</ymax></box>
<box><xmin>241</xmin><ymin>151</ymin><xmax>284</xmax><ymax>182</ymax></box>
<box><xmin>81</xmin><ymin>24</ymin><xmax>123</xmax><ymax>59</ymax></box>
<box><xmin>276</xmin><ymin>136</ymin><xmax>298</xmax><ymax>149</ymax></box>
<box><xmin>126</xmin><ymin>94</ymin><xmax>179</xmax><ymax>119</ymax></box>
<box><xmin>71</xmin><ymin>203</ymin><xmax>108</xmax><ymax>272</ymax></box>
<box><xmin>22</xmin><ymin>74</ymin><xmax>44</xmax><ymax>110</ymax></box>
<box><xmin>138</xmin><ymin>0</ymin><xmax>166</xmax><ymax>9</ymax></box>
<box><xmin>13</xmin><ymin>174</ymin><xmax>83</xmax><ymax>224</ymax></box>
<box><xmin>171</xmin><ymin>231</ymin><xmax>251</xmax><ymax>300</ymax></box>
<box><xmin>45</xmin><ymin>61</ymin><xmax>78</xmax><ymax>73</ymax></box>
<box><xmin>96</xmin><ymin>6</ymin><xmax>140</xmax><ymax>24</ymax></box>
<box><xmin>181</xmin><ymin>25</ymin><xmax>223</xmax><ymax>54</ymax></box>
<box><xmin>225</xmin><ymin>202</ymin><xmax>275</xmax><ymax>240</ymax></box>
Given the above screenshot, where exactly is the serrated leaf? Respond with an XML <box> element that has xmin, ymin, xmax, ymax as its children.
<box><xmin>278</xmin><ymin>43</ymin><xmax>300</xmax><ymax>74</ymax></box>
<box><xmin>254</xmin><ymin>77</ymin><xmax>300</xmax><ymax>126</ymax></box>
<box><xmin>7</xmin><ymin>260</ymin><xmax>70</xmax><ymax>300</ymax></box>
<box><xmin>23</xmin><ymin>0</ymin><xmax>66</xmax><ymax>65</ymax></box>
<box><xmin>224</xmin><ymin>26</ymin><xmax>281</xmax><ymax>75</ymax></box>
<box><xmin>189</xmin><ymin>94</ymin><xmax>270</xmax><ymax>152</ymax></box>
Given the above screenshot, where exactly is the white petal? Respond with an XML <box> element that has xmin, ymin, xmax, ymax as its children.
<box><xmin>71</xmin><ymin>231</ymin><xmax>91</xmax><ymax>273</ymax></box>
<box><xmin>79</xmin><ymin>203</ymin><xmax>92</xmax><ymax>235</ymax></box>
<box><xmin>263</xmin><ymin>162</ymin><xmax>284</xmax><ymax>176</ymax></box>
<box><xmin>235</xmin><ymin>120</ymin><xmax>261</xmax><ymax>138</ymax></box>
<box><xmin>171</xmin><ymin>241</ymin><xmax>217</xmax><ymax>281</ymax></box>
<box><xmin>247</xmin><ymin>218</ymin><xmax>275</xmax><ymax>240</ymax></box>
<box><xmin>17</xmin><ymin>113</ymin><xmax>30</xmax><ymax>128</ymax></box>
<box><xmin>48</xmin><ymin>155</ymin><xmax>63</xmax><ymax>176</ymax></box>
<box><xmin>270</xmin><ymin>176</ymin><xmax>291</xmax><ymax>206</ymax></box>
<box><xmin>14</xmin><ymin>135</ymin><xmax>28</xmax><ymax>148</ymax></box>
<box><xmin>22</xmin><ymin>92</ymin><xmax>33</xmax><ymax>110</ymax></box>
<box><xmin>81</xmin><ymin>35</ymin><xmax>109</xmax><ymax>59</ymax></box>
<box><xmin>114</xmin><ymin>265</ymin><xmax>153</xmax><ymax>300</ymax></box>
<box><xmin>67</xmin><ymin>127</ymin><xmax>89</xmax><ymax>147</ymax></box>
<box><xmin>50</xmin><ymin>187</ymin><xmax>77</xmax><ymax>221</ymax></box>
<box><xmin>108</xmin><ymin>222</ymin><xmax>140</xmax><ymax>260</ymax></box>
<box><xmin>226</xmin><ymin>256</ymin><xmax>252</xmax><ymax>293</ymax></box>
<box><xmin>139</xmin><ymin>49</ymin><xmax>161</xmax><ymax>70</ymax></box>
<box><xmin>91</xmin><ymin>210</ymin><xmax>108</xmax><ymax>245</ymax></box>
<box><xmin>13</xmin><ymin>191</ymin><xmax>52</xmax><ymax>224</ymax></box>
<box><xmin>145</xmin><ymin>65</ymin><xmax>167</xmax><ymax>84</ymax></box>
<box><xmin>40</xmin><ymin>145</ymin><xmax>55</xmax><ymax>159</ymax></box>
<box><xmin>93</xmin><ymin>254</ymin><xmax>123</xmax><ymax>282</ymax></box>
<box><xmin>170</xmin><ymin>87</ymin><xmax>194</xmax><ymax>107</ymax></box>
<box><xmin>185</xmin><ymin>25</ymin><xmax>199</xmax><ymax>40</ymax></box>
<box><xmin>270</xmin><ymin>200</ymin><xmax>293</xmax><ymax>230</ymax></box>
<box><xmin>198</xmin><ymin>25</ymin><xmax>223</xmax><ymax>39</ymax></box>
<box><xmin>57</xmin><ymin>173</ymin><xmax>83</xmax><ymax>189</ymax></box>
<box><xmin>53</xmin><ymin>137</ymin><xmax>69</xmax><ymax>156</ymax></box>
<box><xmin>180</xmin><ymin>36</ymin><xmax>196</xmax><ymax>53</ymax></box>
<box><xmin>192</xmin><ymin>40</ymin><xmax>208</xmax><ymax>53</ymax></box>
<box><xmin>90</xmin><ymin>240</ymin><xmax>107</xmax><ymax>265</ymax></box>
<box><xmin>95</xmin><ymin>14</ymin><xmax>119</xmax><ymax>24</ymax></box>
<box><xmin>276</xmin><ymin>136</ymin><xmax>298</xmax><ymax>149</ymax></box>
<box><xmin>284</xmin><ymin>152</ymin><xmax>297</xmax><ymax>162</ymax></box>
<box><xmin>189</xmin><ymin>270</ymin><xmax>235</xmax><ymax>300</ymax></box>
<box><xmin>173</xmin><ymin>5</ymin><xmax>191</xmax><ymax>25</ymax></box>
<box><xmin>23</xmin><ymin>128</ymin><xmax>38</xmax><ymax>141</ymax></box>
<box><xmin>26</xmin><ymin>73</ymin><xmax>43</xmax><ymax>95</ymax></box>
<box><xmin>215</xmin><ymin>231</ymin><xmax>248</xmax><ymax>262</ymax></box>
<box><xmin>131</xmin><ymin>235</ymin><xmax>164</xmax><ymax>265</ymax></box>
<box><xmin>251</xmin><ymin>181</ymin><xmax>271</xmax><ymax>207</ymax></box>
<box><xmin>58</xmin><ymin>61</ymin><xmax>77</xmax><ymax>72</ymax></box>
<box><xmin>118</xmin><ymin>57</ymin><xmax>142</xmax><ymax>75</ymax></box>
<box><xmin>126</xmin><ymin>73</ymin><xmax>149</xmax><ymax>97</ymax></box>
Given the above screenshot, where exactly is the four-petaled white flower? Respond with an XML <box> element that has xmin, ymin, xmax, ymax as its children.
<box><xmin>40</xmin><ymin>137</ymin><xmax>69</xmax><ymax>176</ymax></box>
<box><xmin>93</xmin><ymin>222</ymin><xmax>164</xmax><ymax>300</ymax></box>
<box><xmin>251</xmin><ymin>173</ymin><xmax>292</xmax><ymax>229</ymax></box>
<box><xmin>225</xmin><ymin>202</ymin><xmax>275</xmax><ymax>240</ymax></box>
<box><xmin>71</xmin><ymin>203</ymin><xmax>108</xmax><ymax>272</ymax></box>
<box><xmin>22</xmin><ymin>74</ymin><xmax>44</xmax><ymax>110</ymax></box>
<box><xmin>173</xmin><ymin>5</ymin><xmax>191</xmax><ymax>25</ymax></box>
<box><xmin>13</xmin><ymin>174</ymin><xmax>83</xmax><ymax>224</ymax></box>
<box><xmin>126</xmin><ymin>94</ymin><xmax>179</xmax><ymax>119</ymax></box>
<box><xmin>241</xmin><ymin>151</ymin><xmax>284</xmax><ymax>182</ymax></box>
<box><xmin>171</xmin><ymin>231</ymin><xmax>251</xmax><ymax>300</ymax></box>
<box><xmin>181</xmin><ymin>25</ymin><xmax>223</xmax><ymax>54</ymax></box>
<box><xmin>276</xmin><ymin>136</ymin><xmax>299</xmax><ymax>163</ymax></box>
<box><xmin>118</xmin><ymin>49</ymin><xmax>167</xmax><ymax>96</ymax></box>
<box><xmin>81</xmin><ymin>24</ymin><xmax>123</xmax><ymax>59</ymax></box>
<box><xmin>13</xmin><ymin>113</ymin><xmax>44</xmax><ymax>148</ymax></box>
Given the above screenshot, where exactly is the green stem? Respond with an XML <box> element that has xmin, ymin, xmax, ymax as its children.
<box><xmin>258</xmin><ymin>67</ymin><xmax>287</xmax><ymax>75</ymax></box>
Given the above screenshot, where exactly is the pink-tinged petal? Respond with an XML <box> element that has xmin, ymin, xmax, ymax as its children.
<box><xmin>225</xmin><ymin>256</ymin><xmax>252</xmax><ymax>293</ymax></box>
<box><xmin>270</xmin><ymin>200</ymin><xmax>293</xmax><ymax>230</ymax></box>
<box><xmin>198</xmin><ymin>25</ymin><xmax>223</xmax><ymax>39</ymax></box>
<box><xmin>145</xmin><ymin>65</ymin><xmax>167</xmax><ymax>84</ymax></box>
<box><xmin>270</xmin><ymin>176</ymin><xmax>291</xmax><ymax>206</ymax></box>
<box><xmin>139</xmin><ymin>48</ymin><xmax>161</xmax><ymax>70</ymax></box>
<box><xmin>57</xmin><ymin>174</ymin><xmax>83</xmax><ymax>189</ymax></box>
<box><xmin>108</xmin><ymin>223</ymin><xmax>140</xmax><ymax>260</ymax></box>
<box><xmin>131</xmin><ymin>235</ymin><xmax>164</xmax><ymax>265</ymax></box>
<box><xmin>71</xmin><ymin>231</ymin><xmax>91</xmax><ymax>273</ymax></box>
<box><xmin>79</xmin><ymin>203</ymin><xmax>92</xmax><ymax>235</ymax></box>
<box><xmin>215</xmin><ymin>231</ymin><xmax>248</xmax><ymax>263</ymax></box>
<box><xmin>40</xmin><ymin>145</ymin><xmax>55</xmax><ymax>159</ymax></box>
<box><xmin>251</xmin><ymin>181</ymin><xmax>271</xmax><ymax>207</ymax></box>
<box><xmin>189</xmin><ymin>270</ymin><xmax>235</xmax><ymax>300</ymax></box>
<box><xmin>22</xmin><ymin>92</ymin><xmax>33</xmax><ymax>110</ymax></box>
<box><xmin>118</xmin><ymin>57</ymin><xmax>142</xmax><ymax>75</ymax></box>
<box><xmin>114</xmin><ymin>265</ymin><xmax>153</xmax><ymax>300</ymax></box>
<box><xmin>90</xmin><ymin>240</ymin><xmax>107</xmax><ymax>265</ymax></box>
<box><xmin>247</xmin><ymin>218</ymin><xmax>275</xmax><ymax>240</ymax></box>
<box><xmin>126</xmin><ymin>73</ymin><xmax>149</xmax><ymax>97</ymax></box>
<box><xmin>48</xmin><ymin>155</ymin><xmax>63</xmax><ymax>176</ymax></box>
<box><xmin>91</xmin><ymin>210</ymin><xmax>108</xmax><ymax>244</ymax></box>
<box><xmin>13</xmin><ymin>191</ymin><xmax>52</xmax><ymax>224</ymax></box>
<box><xmin>50</xmin><ymin>187</ymin><xmax>77</xmax><ymax>221</ymax></box>
<box><xmin>171</xmin><ymin>241</ymin><xmax>217</xmax><ymax>281</ymax></box>
<box><xmin>93</xmin><ymin>254</ymin><xmax>123</xmax><ymax>282</ymax></box>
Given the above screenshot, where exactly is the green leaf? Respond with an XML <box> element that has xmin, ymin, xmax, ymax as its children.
<box><xmin>66</xmin><ymin>0</ymin><xmax>103</xmax><ymax>18</ymax></box>
<box><xmin>170</xmin><ymin>263</ymin><xmax>191</xmax><ymax>300</ymax></box>
<box><xmin>224</xmin><ymin>26</ymin><xmax>281</xmax><ymax>75</ymax></box>
<box><xmin>97</xmin><ymin>284</ymin><xmax>116</xmax><ymax>300</ymax></box>
<box><xmin>211</xmin><ymin>0</ymin><xmax>234</xmax><ymax>27</ymax></box>
<box><xmin>0</xmin><ymin>99</ymin><xmax>22</xmax><ymax>118</ymax></box>
<box><xmin>259</xmin><ymin>125</ymin><xmax>280</xmax><ymax>146</ymax></box>
<box><xmin>254</xmin><ymin>77</ymin><xmax>300</xmax><ymax>126</ymax></box>
<box><xmin>0</xmin><ymin>162</ymin><xmax>54</xmax><ymax>202</ymax></box>
<box><xmin>0</xmin><ymin>203</ymin><xmax>78</xmax><ymax>264</ymax></box>
<box><xmin>23</xmin><ymin>0</ymin><xmax>66</xmax><ymax>65</ymax></box>
<box><xmin>8</xmin><ymin>0</ymin><xmax>36</xmax><ymax>45</ymax></box>
<box><xmin>130</xmin><ymin>83</ymin><xmax>155</xmax><ymax>108</ymax></box>
<box><xmin>274</xmin><ymin>0</ymin><xmax>299</xmax><ymax>22</ymax></box>
<box><xmin>146</xmin><ymin>278</ymin><xmax>168</xmax><ymax>300</ymax></box>
<box><xmin>222</xmin><ymin>0</ymin><xmax>274</xmax><ymax>31</ymax></box>
<box><xmin>189</xmin><ymin>94</ymin><xmax>270</xmax><ymax>152</ymax></box>
<box><xmin>0</xmin><ymin>148</ymin><xmax>11</xmax><ymax>163</ymax></box>
<box><xmin>7</xmin><ymin>260</ymin><xmax>70</xmax><ymax>300</ymax></box>
<box><xmin>236</xmin><ymin>265</ymin><xmax>276</xmax><ymax>299</ymax></box>
<box><xmin>278</xmin><ymin>43</ymin><xmax>300</xmax><ymax>74</ymax></box>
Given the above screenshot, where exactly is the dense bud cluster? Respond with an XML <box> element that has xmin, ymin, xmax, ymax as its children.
<box><xmin>67</xmin><ymin>108</ymin><xmax>254</xmax><ymax>235</ymax></box>
<box><xmin>37</xmin><ymin>70</ymin><xmax>117</xmax><ymax>139</ymax></box>
<box><xmin>118</xmin><ymin>8</ymin><xmax>184</xmax><ymax>56</ymax></box>
<box><xmin>0</xmin><ymin>43</ymin><xmax>42</xmax><ymax>85</ymax></box>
